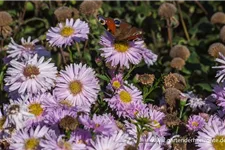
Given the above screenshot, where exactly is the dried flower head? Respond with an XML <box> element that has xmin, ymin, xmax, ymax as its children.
<box><xmin>124</xmin><ymin>145</ymin><xmax>137</xmax><ymax>150</ymax></box>
<box><xmin>165</xmin><ymin>88</ymin><xmax>181</xmax><ymax>108</ymax></box>
<box><xmin>158</xmin><ymin>2</ymin><xmax>177</xmax><ymax>19</ymax></box>
<box><xmin>170</xmin><ymin>45</ymin><xmax>190</xmax><ymax>61</ymax></box>
<box><xmin>211</xmin><ymin>12</ymin><xmax>225</xmax><ymax>24</ymax></box>
<box><xmin>170</xmin><ymin>57</ymin><xmax>185</xmax><ymax>70</ymax></box>
<box><xmin>163</xmin><ymin>112</ymin><xmax>180</xmax><ymax>127</ymax></box>
<box><xmin>1</xmin><ymin>25</ymin><xmax>12</xmax><ymax>38</ymax></box>
<box><xmin>164</xmin><ymin>73</ymin><xmax>179</xmax><ymax>89</ymax></box>
<box><xmin>54</xmin><ymin>6</ymin><xmax>79</xmax><ymax>22</ymax></box>
<box><xmin>172</xmin><ymin>136</ymin><xmax>187</xmax><ymax>150</ymax></box>
<box><xmin>59</xmin><ymin>115</ymin><xmax>79</xmax><ymax>131</ymax></box>
<box><xmin>137</xmin><ymin>74</ymin><xmax>155</xmax><ymax>85</ymax></box>
<box><xmin>220</xmin><ymin>26</ymin><xmax>225</xmax><ymax>43</ymax></box>
<box><xmin>208</xmin><ymin>42</ymin><xmax>225</xmax><ymax>58</ymax></box>
<box><xmin>173</xmin><ymin>73</ymin><xmax>186</xmax><ymax>91</ymax></box>
<box><xmin>79</xmin><ymin>1</ymin><xmax>99</xmax><ymax>16</ymax></box>
<box><xmin>94</xmin><ymin>1</ymin><xmax>103</xmax><ymax>8</ymax></box>
<box><xmin>0</xmin><ymin>11</ymin><xmax>12</xmax><ymax>27</ymax></box>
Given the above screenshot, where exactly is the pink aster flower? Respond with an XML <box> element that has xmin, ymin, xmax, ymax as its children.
<box><xmin>4</xmin><ymin>54</ymin><xmax>57</xmax><ymax>95</ymax></box>
<box><xmin>79</xmin><ymin>113</ymin><xmax>119</xmax><ymax>136</ymax></box>
<box><xmin>54</xmin><ymin>63</ymin><xmax>100</xmax><ymax>108</ymax></box>
<box><xmin>138</xmin><ymin>132</ymin><xmax>163</xmax><ymax>150</ymax></box>
<box><xmin>186</xmin><ymin>115</ymin><xmax>206</xmax><ymax>132</ymax></box>
<box><xmin>7</xmin><ymin>36</ymin><xmax>50</xmax><ymax>60</ymax></box>
<box><xmin>87</xmin><ymin>130</ymin><xmax>128</xmax><ymax>150</ymax></box>
<box><xmin>40</xmin><ymin>129</ymin><xmax>86</xmax><ymax>150</ymax></box>
<box><xmin>105</xmin><ymin>82</ymin><xmax>144</xmax><ymax>118</ymax></box>
<box><xmin>99</xmin><ymin>32</ymin><xmax>157</xmax><ymax>68</ymax></box>
<box><xmin>9</xmin><ymin>125</ymin><xmax>49</xmax><ymax>150</ymax></box>
<box><xmin>47</xmin><ymin>18</ymin><xmax>89</xmax><ymax>47</ymax></box>
<box><xmin>213</xmin><ymin>53</ymin><xmax>225</xmax><ymax>83</ymax></box>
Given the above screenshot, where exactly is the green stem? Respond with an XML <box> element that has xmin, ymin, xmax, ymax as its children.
<box><xmin>177</xmin><ymin>2</ymin><xmax>190</xmax><ymax>41</ymax></box>
<box><xmin>60</xmin><ymin>48</ymin><xmax>66</xmax><ymax>64</ymax></box>
<box><xmin>124</xmin><ymin>65</ymin><xmax>136</xmax><ymax>80</ymax></box>
<box><xmin>175</xmin><ymin>104</ymin><xmax>185</xmax><ymax>134</ymax></box>
<box><xmin>76</xmin><ymin>42</ymin><xmax>81</xmax><ymax>59</ymax></box>
<box><xmin>135</xmin><ymin>125</ymin><xmax>142</xmax><ymax>148</ymax></box>
<box><xmin>68</xmin><ymin>47</ymin><xmax>74</xmax><ymax>63</ymax></box>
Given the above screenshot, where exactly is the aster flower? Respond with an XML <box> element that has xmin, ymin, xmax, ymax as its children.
<box><xmin>186</xmin><ymin>115</ymin><xmax>206</xmax><ymax>132</ymax></box>
<box><xmin>24</xmin><ymin>93</ymin><xmax>50</xmax><ymax>126</ymax></box>
<box><xmin>87</xmin><ymin>130</ymin><xmax>128</xmax><ymax>150</ymax></box>
<box><xmin>195</xmin><ymin>117</ymin><xmax>225</xmax><ymax>150</ymax></box>
<box><xmin>211</xmin><ymin>82</ymin><xmax>225</xmax><ymax>110</ymax></box>
<box><xmin>47</xmin><ymin>18</ymin><xmax>89</xmax><ymax>47</ymax></box>
<box><xmin>40</xmin><ymin>129</ymin><xmax>87</xmax><ymax>150</ymax></box>
<box><xmin>71</xmin><ymin>128</ymin><xmax>92</xmax><ymax>145</ymax></box>
<box><xmin>184</xmin><ymin>92</ymin><xmax>205</xmax><ymax>110</ymax></box>
<box><xmin>110</xmin><ymin>74</ymin><xmax>124</xmax><ymax>90</ymax></box>
<box><xmin>79</xmin><ymin>114</ymin><xmax>119</xmax><ymax>136</ymax></box>
<box><xmin>54</xmin><ymin>63</ymin><xmax>100</xmax><ymax>108</ymax></box>
<box><xmin>4</xmin><ymin>54</ymin><xmax>57</xmax><ymax>95</ymax></box>
<box><xmin>3</xmin><ymin>98</ymin><xmax>34</xmax><ymax>130</ymax></box>
<box><xmin>138</xmin><ymin>132</ymin><xmax>163</xmax><ymax>150</ymax></box>
<box><xmin>44</xmin><ymin>107</ymin><xmax>78</xmax><ymax>131</ymax></box>
<box><xmin>7</xmin><ymin>37</ymin><xmax>50</xmax><ymax>60</ymax></box>
<box><xmin>99</xmin><ymin>32</ymin><xmax>157</xmax><ymax>68</ymax></box>
<box><xmin>213</xmin><ymin>53</ymin><xmax>225</xmax><ymax>83</ymax></box>
<box><xmin>9</xmin><ymin>125</ymin><xmax>49</xmax><ymax>150</ymax></box>
<box><xmin>105</xmin><ymin>82</ymin><xmax>144</xmax><ymax>118</ymax></box>
<box><xmin>137</xmin><ymin>108</ymin><xmax>168</xmax><ymax>137</ymax></box>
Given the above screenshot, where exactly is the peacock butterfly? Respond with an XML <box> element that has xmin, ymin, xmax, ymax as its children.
<box><xmin>97</xmin><ymin>15</ymin><xmax>143</xmax><ymax>42</ymax></box>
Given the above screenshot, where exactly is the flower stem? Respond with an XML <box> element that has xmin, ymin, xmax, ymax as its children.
<box><xmin>68</xmin><ymin>47</ymin><xmax>74</xmax><ymax>63</ymax></box>
<box><xmin>177</xmin><ymin>2</ymin><xmax>190</xmax><ymax>41</ymax></box>
<box><xmin>124</xmin><ymin>65</ymin><xmax>136</xmax><ymax>80</ymax></box>
<box><xmin>166</xmin><ymin>19</ymin><xmax>173</xmax><ymax>48</ymax></box>
<box><xmin>60</xmin><ymin>48</ymin><xmax>66</xmax><ymax>64</ymax></box>
<box><xmin>76</xmin><ymin>42</ymin><xmax>81</xmax><ymax>59</ymax></box>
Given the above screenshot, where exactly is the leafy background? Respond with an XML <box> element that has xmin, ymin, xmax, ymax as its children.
<box><xmin>0</xmin><ymin>0</ymin><xmax>223</xmax><ymax>117</ymax></box>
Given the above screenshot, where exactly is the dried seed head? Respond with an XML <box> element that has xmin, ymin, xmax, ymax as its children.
<box><xmin>79</xmin><ymin>1</ymin><xmax>99</xmax><ymax>16</ymax></box>
<box><xmin>124</xmin><ymin>145</ymin><xmax>137</xmax><ymax>150</ymax></box>
<box><xmin>158</xmin><ymin>2</ymin><xmax>177</xmax><ymax>19</ymax></box>
<box><xmin>54</xmin><ymin>6</ymin><xmax>79</xmax><ymax>22</ymax></box>
<box><xmin>170</xmin><ymin>45</ymin><xmax>190</xmax><ymax>61</ymax></box>
<box><xmin>164</xmin><ymin>73</ymin><xmax>179</xmax><ymax>89</ymax></box>
<box><xmin>172</xmin><ymin>136</ymin><xmax>187</xmax><ymax>150</ymax></box>
<box><xmin>0</xmin><ymin>11</ymin><xmax>12</xmax><ymax>27</ymax></box>
<box><xmin>1</xmin><ymin>25</ymin><xmax>12</xmax><ymax>38</ymax></box>
<box><xmin>165</xmin><ymin>88</ymin><xmax>181</xmax><ymax>108</ymax></box>
<box><xmin>173</xmin><ymin>73</ymin><xmax>186</xmax><ymax>91</ymax></box>
<box><xmin>211</xmin><ymin>12</ymin><xmax>225</xmax><ymax>24</ymax></box>
<box><xmin>220</xmin><ymin>26</ymin><xmax>225</xmax><ymax>43</ymax></box>
<box><xmin>138</xmin><ymin>74</ymin><xmax>155</xmax><ymax>85</ymax></box>
<box><xmin>59</xmin><ymin>115</ymin><xmax>79</xmax><ymax>131</ymax></box>
<box><xmin>208</xmin><ymin>42</ymin><xmax>225</xmax><ymax>58</ymax></box>
<box><xmin>163</xmin><ymin>112</ymin><xmax>180</xmax><ymax>127</ymax></box>
<box><xmin>170</xmin><ymin>57</ymin><xmax>185</xmax><ymax>70</ymax></box>
<box><xmin>94</xmin><ymin>1</ymin><xmax>103</xmax><ymax>8</ymax></box>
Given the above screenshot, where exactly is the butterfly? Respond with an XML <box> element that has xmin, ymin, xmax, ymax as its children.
<box><xmin>97</xmin><ymin>15</ymin><xmax>143</xmax><ymax>42</ymax></box>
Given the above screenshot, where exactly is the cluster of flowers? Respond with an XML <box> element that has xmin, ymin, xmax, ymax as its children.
<box><xmin>2</xmin><ymin>10</ymin><xmax>225</xmax><ymax>149</ymax></box>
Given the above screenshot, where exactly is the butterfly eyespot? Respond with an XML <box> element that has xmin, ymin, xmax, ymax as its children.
<box><xmin>99</xmin><ymin>18</ymin><xmax>106</xmax><ymax>25</ymax></box>
<box><xmin>114</xmin><ymin>18</ymin><xmax>121</xmax><ymax>27</ymax></box>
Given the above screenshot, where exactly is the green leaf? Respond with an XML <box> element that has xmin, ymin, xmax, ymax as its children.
<box><xmin>97</xmin><ymin>74</ymin><xmax>110</xmax><ymax>82</ymax></box>
<box><xmin>195</xmin><ymin>83</ymin><xmax>212</xmax><ymax>92</ymax></box>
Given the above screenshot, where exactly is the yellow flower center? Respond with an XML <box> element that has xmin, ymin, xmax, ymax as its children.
<box><xmin>152</xmin><ymin>120</ymin><xmax>161</xmax><ymax>128</ymax></box>
<box><xmin>95</xmin><ymin>123</ymin><xmax>100</xmax><ymax>128</ymax></box>
<box><xmin>191</xmin><ymin>121</ymin><xmax>199</xmax><ymax>127</ymax></box>
<box><xmin>119</xmin><ymin>90</ymin><xmax>132</xmax><ymax>103</ymax></box>
<box><xmin>59</xmin><ymin>99</ymin><xmax>73</xmax><ymax>107</ymax></box>
<box><xmin>28</xmin><ymin>103</ymin><xmax>43</xmax><ymax>116</ymax></box>
<box><xmin>212</xmin><ymin>135</ymin><xmax>225</xmax><ymax>150</ymax></box>
<box><xmin>60</xmin><ymin>26</ymin><xmax>74</xmax><ymax>37</ymax></box>
<box><xmin>114</xmin><ymin>42</ymin><xmax>129</xmax><ymax>52</ymax></box>
<box><xmin>23</xmin><ymin>65</ymin><xmax>40</xmax><ymax>78</ymax></box>
<box><xmin>69</xmin><ymin>80</ymin><xmax>82</xmax><ymax>95</ymax></box>
<box><xmin>112</xmin><ymin>80</ymin><xmax>121</xmax><ymax>89</ymax></box>
<box><xmin>58</xmin><ymin>140</ymin><xmax>72</xmax><ymax>150</ymax></box>
<box><xmin>25</xmin><ymin>138</ymin><xmax>39</xmax><ymax>150</ymax></box>
<box><xmin>0</xmin><ymin>117</ymin><xmax>6</xmax><ymax>130</ymax></box>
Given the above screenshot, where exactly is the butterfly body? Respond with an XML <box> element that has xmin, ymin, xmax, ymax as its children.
<box><xmin>97</xmin><ymin>15</ymin><xmax>143</xmax><ymax>42</ymax></box>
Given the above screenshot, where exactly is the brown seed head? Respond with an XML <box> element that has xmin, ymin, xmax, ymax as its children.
<box><xmin>163</xmin><ymin>112</ymin><xmax>180</xmax><ymax>127</ymax></box>
<box><xmin>54</xmin><ymin>6</ymin><xmax>79</xmax><ymax>22</ymax></box>
<box><xmin>124</xmin><ymin>145</ymin><xmax>137</xmax><ymax>150</ymax></box>
<box><xmin>138</xmin><ymin>74</ymin><xmax>155</xmax><ymax>85</ymax></box>
<box><xmin>79</xmin><ymin>1</ymin><xmax>99</xmax><ymax>16</ymax></box>
<box><xmin>164</xmin><ymin>73</ymin><xmax>179</xmax><ymax>89</ymax></box>
<box><xmin>173</xmin><ymin>73</ymin><xmax>186</xmax><ymax>91</ymax></box>
<box><xmin>165</xmin><ymin>88</ymin><xmax>181</xmax><ymax>108</ymax></box>
<box><xmin>1</xmin><ymin>25</ymin><xmax>12</xmax><ymax>38</ymax></box>
<box><xmin>170</xmin><ymin>57</ymin><xmax>185</xmax><ymax>70</ymax></box>
<box><xmin>158</xmin><ymin>2</ymin><xmax>177</xmax><ymax>19</ymax></box>
<box><xmin>0</xmin><ymin>11</ymin><xmax>12</xmax><ymax>27</ymax></box>
<box><xmin>220</xmin><ymin>26</ymin><xmax>225</xmax><ymax>43</ymax></box>
<box><xmin>208</xmin><ymin>42</ymin><xmax>225</xmax><ymax>58</ymax></box>
<box><xmin>170</xmin><ymin>45</ymin><xmax>190</xmax><ymax>61</ymax></box>
<box><xmin>59</xmin><ymin>115</ymin><xmax>79</xmax><ymax>131</ymax></box>
<box><xmin>211</xmin><ymin>12</ymin><xmax>225</xmax><ymax>24</ymax></box>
